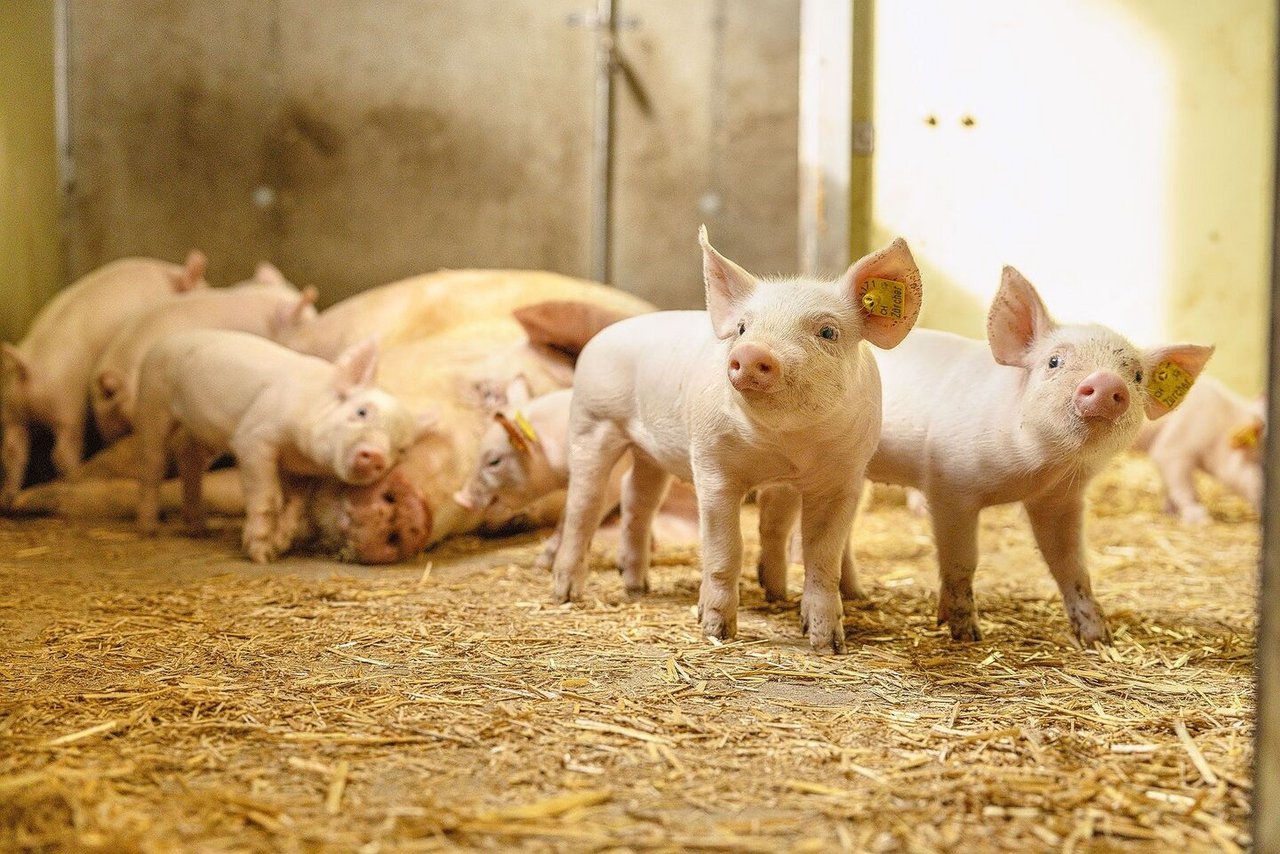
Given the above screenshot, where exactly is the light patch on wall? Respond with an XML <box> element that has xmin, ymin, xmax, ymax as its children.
<box><xmin>870</xmin><ymin>0</ymin><xmax>1172</xmax><ymax>346</ymax></box>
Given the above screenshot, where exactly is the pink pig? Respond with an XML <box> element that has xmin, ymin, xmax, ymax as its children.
<box><xmin>134</xmin><ymin>329</ymin><xmax>430</xmax><ymax>563</ymax></box>
<box><xmin>452</xmin><ymin>383</ymin><xmax>627</xmax><ymax>570</ymax></box>
<box><xmin>551</xmin><ymin>227</ymin><xmax>922</xmax><ymax>654</ymax></box>
<box><xmin>862</xmin><ymin>267</ymin><xmax>1213</xmax><ymax>645</ymax></box>
<box><xmin>91</xmin><ymin>263</ymin><xmax>317</xmax><ymax>442</ymax></box>
<box><xmin>1134</xmin><ymin>375</ymin><xmax>1264</xmax><ymax>523</ymax></box>
<box><xmin>1</xmin><ymin>251</ymin><xmax>208</xmax><ymax>506</ymax></box>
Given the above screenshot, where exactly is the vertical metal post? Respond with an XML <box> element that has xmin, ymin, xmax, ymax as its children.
<box><xmin>589</xmin><ymin>0</ymin><xmax>616</xmax><ymax>284</ymax></box>
<box><xmin>1254</xmin><ymin>7</ymin><xmax>1280</xmax><ymax>845</ymax></box>
<box><xmin>53</xmin><ymin>0</ymin><xmax>72</xmax><ymax>282</ymax></box>
<box><xmin>798</xmin><ymin>0</ymin><xmax>853</xmax><ymax>276</ymax></box>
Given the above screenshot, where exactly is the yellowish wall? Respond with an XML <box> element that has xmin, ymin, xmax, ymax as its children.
<box><xmin>859</xmin><ymin>0</ymin><xmax>1275</xmax><ymax>395</ymax></box>
<box><xmin>0</xmin><ymin>0</ymin><xmax>61</xmax><ymax>345</ymax></box>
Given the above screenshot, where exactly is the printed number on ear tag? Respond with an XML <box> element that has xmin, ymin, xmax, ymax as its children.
<box><xmin>862</xmin><ymin>279</ymin><xmax>905</xmax><ymax>320</ymax></box>
<box><xmin>1146</xmin><ymin>361</ymin><xmax>1194</xmax><ymax>410</ymax></box>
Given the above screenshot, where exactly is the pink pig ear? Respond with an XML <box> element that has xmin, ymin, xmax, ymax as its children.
<box><xmin>174</xmin><ymin>250</ymin><xmax>207</xmax><ymax>292</ymax></box>
<box><xmin>333</xmin><ymin>338</ymin><xmax>380</xmax><ymax>397</ymax></box>
<box><xmin>1</xmin><ymin>343</ymin><xmax>29</xmax><ymax>382</ymax></box>
<box><xmin>987</xmin><ymin>266</ymin><xmax>1056</xmax><ymax>367</ymax></box>
<box><xmin>254</xmin><ymin>262</ymin><xmax>288</xmax><ymax>287</ymax></box>
<box><xmin>846</xmin><ymin>237</ymin><xmax>922</xmax><ymax>350</ymax></box>
<box><xmin>700</xmin><ymin>225</ymin><xmax>758</xmax><ymax>339</ymax></box>
<box><xmin>1142</xmin><ymin>344</ymin><xmax>1215</xmax><ymax>420</ymax></box>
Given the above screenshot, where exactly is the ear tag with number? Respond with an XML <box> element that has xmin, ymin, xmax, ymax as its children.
<box><xmin>862</xmin><ymin>278</ymin><xmax>905</xmax><ymax>320</ymax></box>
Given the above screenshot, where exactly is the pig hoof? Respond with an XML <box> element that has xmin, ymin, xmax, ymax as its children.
<box><xmin>623</xmin><ymin>580</ymin><xmax>650</xmax><ymax>596</ymax></box>
<box><xmin>947</xmin><ymin>618</ymin><xmax>982</xmax><ymax>642</ymax></box>
<box><xmin>1072</xmin><ymin>621</ymin><xmax>1112</xmax><ymax>648</ymax></box>
<box><xmin>700</xmin><ymin>608</ymin><xmax>737</xmax><ymax>641</ymax></box>
<box><xmin>244</xmin><ymin>537</ymin><xmax>278</xmax><ymax>564</ymax></box>
<box><xmin>810</xmin><ymin>628</ymin><xmax>847</xmax><ymax>655</ymax></box>
<box><xmin>552</xmin><ymin>571</ymin><xmax>585</xmax><ymax>603</ymax></box>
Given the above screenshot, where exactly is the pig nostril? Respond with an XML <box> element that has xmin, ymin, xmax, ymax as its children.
<box><xmin>757</xmin><ymin>362</ymin><xmax>771</xmax><ymax>374</ymax></box>
<box><xmin>1079</xmin><ymin>386</ymin><xmax>1095</xmax><ymax>398</ymax></box>
<box><xmin>729</xmin><ymin>359</ymin><xmax>741</xmax><ymax>371</ymax></box>
<box><xmin>388</xmin><ymin>531</ymin><xmax>400</xmax><ymax>547</ymax></box>
<box><xmin>383</xmin><ymin>491</ymin><xmax>396</xmax><ymax>503</ymax></box>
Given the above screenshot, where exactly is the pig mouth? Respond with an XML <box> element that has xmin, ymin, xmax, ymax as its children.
<box><xmin>339</xmin><ymin>469</ymin><xmax>433</xmax><ymax>564</ymax></box>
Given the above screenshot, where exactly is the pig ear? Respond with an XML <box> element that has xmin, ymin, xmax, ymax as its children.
<box><xmin>174</xmin><ymin>250</ymin><xmax>207</xmax><ymax>292</ymax></box>
<box><xmin>987</xmin><ymin>266</ymin><xmax>1056</xmax><ymax>367</ymax></box>
<box><xmin>254</xmin><ymin>262</ymin><xmax>288</xmax><ymax>287</ymax></box>
<box><xmin>1142</xmin><ymin>344</ymin><xmax>1215</xmax><ymax>420</ymax></box>
<box><xmin>845</xmin><ymin>237</ymin><xmax>922</xmax><ymax>350</ymax></box>
<box><xmin>272</xmin><ymin>287</ymin><xmax>317</xmax><ymax>335</ymax></box>
<box><xmin>96</xmin><ymin>370</ymin><xmax>122</xmax><ymax>399</ymax></box>
<box><xmin>1</xmin><ymin>343</ymin><xmax>29</xmax><ymax>382</ymax></box>
<box><xmin>505</xmin><ymin>375</ymin><xmax>532</xmax><ymax>409</ymax></box>
<box><xmin>700</xmin><ymin>225</ymin><xmax>758</xmax><ymax>339</ymax></box>
<box><xmin>333</xmin><ymin>338</ymin><xmax>380</xmax><ymax>396</ymax></box>
<box><xmin>513</xmin><ymin>301</ymin><xmax>643</xmax><ymax>359</ymax></box>
<box><xmin>494</xmin><ymin>412</ymin><xmax>532</xmax><ymax>454</ymax></box>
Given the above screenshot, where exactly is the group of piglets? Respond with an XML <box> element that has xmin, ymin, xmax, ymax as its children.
<box><xmin>1</xmin><ymin>251</ymin><xmax>426</xmax><ymax>562</ymax></box>
<box><xmin>454</xmin><ymin>228</ymin><xmax>1241</xmax><ymax>653</ymax></box>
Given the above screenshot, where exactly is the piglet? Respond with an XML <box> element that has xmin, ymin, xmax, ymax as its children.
<box><xmin>91</xmin><ymin>263</ymin><xmax>317</xmax><ymax>442</ymax></box>
<box><xmin>551</xmin><ymin>227</ymin><xmax>922</xmax><ymax>653</ymax></box>
<box><xmin>864</xmin><ymin>267</ymin><xmax>1213</xmax><ymax>645</ymax></box>
<box><xmin>134</xmin><ymin>329</ymin><xmax>430</xmax><ymax>563</ymax></box>
<box><xmin>1</xmin><ymin>251</ymin><xmax>207</xmax><ymax>506</ymax></box>
<box><xmin>452</xmin><ymin>382</ymin><xmax>625</xmax><ymax>570</ymax></box>
<box><xmin>1134</xmin><ymin>375</ymin><xmax>1264</xmax><ymax>523</ymax></box>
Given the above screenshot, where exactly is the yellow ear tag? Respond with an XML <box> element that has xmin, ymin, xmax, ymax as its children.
<box><xmin>1146</xmin><ymin>361</ymin><xmax>1194</xmax><ymax>410</ymax></box>
<box><xmin>862</xmin><ymin>278</ymin><xmax>905</xmax><ymax>320</ymax></box>
<box><xmin>1230</xmin><ymin>421</ymin><xmax>1262</xmax><ymax>449</ymax></box>
<box><xmin>512</xmin><ymin>410</ymin><xmax>539</xmax><ymax>445</ymax></box>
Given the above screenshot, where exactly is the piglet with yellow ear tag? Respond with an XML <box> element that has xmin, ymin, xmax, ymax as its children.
<box><xmin>1135</xmin><ymin>375</ymin><xmax>1265</xmax><ymax>524</ymax></box>
<box><xmin>861</xmin><ymin>266</ymin><xmax>1213</xmax><ymax>647</ymax></box>
<box><xmin>451</xmin><ymin>380</ymin><xmax>628</xmax><ymax>570</ymax></box>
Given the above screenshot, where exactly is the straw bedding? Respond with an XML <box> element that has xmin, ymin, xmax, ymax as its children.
<box><xmin>0</xmin><ymin>453</ymin><xmax>1256</xmax><ymax>852</ymax></box>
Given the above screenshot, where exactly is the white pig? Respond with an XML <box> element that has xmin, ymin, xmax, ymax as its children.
<box><xmin>134</xmin><ymin>329</ymin><xmax>429</xmax><ymax>563</ymax></box>
<box><xmin>1134</xmin><ymin>375</ymin><xmax>1264</xmax><ymax>523</ymax></box>
<box><xmin>860</xmin><ymin>267</ymin><xmax>1213</xmax><ymax>645</ymax></box>
<box><xmin>91</xmin><ymin>264</ymin><xmax>317</xmax><ymax>442</ymax></box>
<box><xmin>452</xmin><ymin>382</ymin><xmax>626</xmax><ymax>570</ymax></box>
<box><xmin>551</xmin><ymin>227</ymin><xmax>922</xmax><ymax>654</ymax></box>
<box><xmin>1</xmin><ymin>251</ymin><xmax>208</xmax><ymax>505</ymax></box>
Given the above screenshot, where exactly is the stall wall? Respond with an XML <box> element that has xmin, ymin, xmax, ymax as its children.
<box><xmin>0</xmin><ymin>1</ymin><xmax>61</xmax><ymax>344</ymax></box>
<box><xmin>864</xmin><ymin>0</ymin><xmax>1276</xmax><ymax>394</ymax></box>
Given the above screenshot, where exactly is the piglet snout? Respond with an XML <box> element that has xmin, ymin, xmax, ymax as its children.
<box><xmin>1074</xmin><ymin>371</ymin><xmax>1130</xmax><ymax>421</ymax></box>
<box><xmin>728</xmin><ymin>342</ymin><xmax>781</xmax><ymax>393</ymax></box>
<box><xmin>351</xmin><ymin>447</ymin><xmax>388</xmax><ymax>480</ymax></box>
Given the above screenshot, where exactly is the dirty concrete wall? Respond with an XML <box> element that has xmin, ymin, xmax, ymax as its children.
<box><xmin>865</xmin><ymin>0</ymin><xmax>1276</xmax><ymax>395</ymax></box>
<box><xmin>65</xmin><ymin>0</ymin><xmax>799</xmax><ymax>310</ymax></box>
<box><xmin>612</xmin><ymin>0</ymin><xmax>800</xmax><ymax>308</ymax></box>
<box><xmin>0</xmin><ymin>0</ymin><xmax>62</xmax><ymax>344</ymax></box>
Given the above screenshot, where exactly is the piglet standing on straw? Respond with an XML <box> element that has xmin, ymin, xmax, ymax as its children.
<box><xmin>551</xmin><ymin>226</ymin><xmax>922</xmax><ymax>654</ymax></box>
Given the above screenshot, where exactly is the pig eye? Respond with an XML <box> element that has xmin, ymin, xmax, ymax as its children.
<box><xmin>486</xmin><ymin>455</ymin><xmax>502</xmax><ymax>468</ymax></box>
<box><xmin>1048</xmin><ymin>355</ymin><xmax>1061</xmax><ymax>369</ymax></box>
<box><xmin>355</xmin><ymin>406</ymin><xmax>369</xmax><ymax>419</ymax></box>
<box><xmin>819</xmin><ymin>325</ymin><xmax>838</xmax><ymax>342</ymax></box>
<box><xmin>1135</xmin><ymin>370</ymin><xmax>1143</xmax><ymax>383</ymax></box>
<box><xmin>737</xmin><ymin>321</ymin><xmax>746</xmax><ymax>336</ymax></box>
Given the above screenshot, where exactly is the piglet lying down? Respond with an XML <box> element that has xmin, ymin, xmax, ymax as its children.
<box><xmin>134</xmin><ymin>330</ymin><xmax>429</xmax><ymax>562</ymax></box>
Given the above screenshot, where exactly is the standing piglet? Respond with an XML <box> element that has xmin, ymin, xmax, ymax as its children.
<box><xmin>134</xmin><ymin>330</ymin><xmax>429</xmax><ymax>563</ymax></box>
<box><xmin>91</xmin><ymin>264</ymin><xmax>317</xmax><ymax>441</ymax></box>
<box><xmin>552</xmin><ymin>227</ymin><xmax>922</xmax><ymax>653</ymax></box>
<box><xmin>864</xmin><ymin>267</ymin><xmax>1213</xmax><ymax>644</ymax></box>
<box><xmin>1134</xmin><ymin>375</ymin><xmax>1264</xmax><ymax>523</ymax></box>
<box><xmin>1</xmin><ymin>251</ymin><xmax>207</xmax><ymax>506</ymax></box>
<box><xmin>452</xmin><ymin>383</ymin><xmax>626</xmax><ymax>570</ymax></box>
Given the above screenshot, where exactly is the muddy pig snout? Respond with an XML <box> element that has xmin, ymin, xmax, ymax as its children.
<box><xmin>728</xmin><ymin>342</ymin><xmax>781</xmax><ymax>393</ymax></box>
<box><xmin>1073</xmin><ymin>371</ymin><xmax>1130</xmax><ymax>421</ymax></box>
<box><xmin>344</xmin><ymin>469</ymin><xmax>432</xmax><ymax>563</ymax></box>
<box><xmin>350</xmin><ymin>445</ymin><xmax>388</xmax><ymax>481</ymax></box>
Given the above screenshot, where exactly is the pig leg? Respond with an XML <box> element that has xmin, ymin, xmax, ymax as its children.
<box><xmin>1024</xmin><ymin>495</ymin><xmax>1112</xmax><ymax>646</ymax></box>
<box><xmin>694</xmin><ymin>475</ymin><xmax>746</xmax><ymax>641</ymax></box>
<box><xmin>50</xmin><ymin>415</ymin><xmax>86</xmax><ymax>480</ymax></box>
<box><xmin>930</xmin><ymin>497</ymin><xmax>982</xmax><ymax>641</ymax></box>
<box><xmin>534</xmin><ymin>519</ymin><xmax>563</xmax><ymax>571</ymax></box>
<box><xmin>838</xmin><ymin>531</ymin><xmax>866</xmax><ymax>602</ymax></box>
<box><xmin>232</xmin><ymin>443</ymin><xmax>285</xmax><ymax>564</ymax></box>
<box><xmin>551</xmin><ymin>422</ymin><xmax>629</xmax><ymax>602</ymax></box>
<box><xmin>174</xmin><ymin>431</ymin><xmax>214</xmax><ymax>533</ymax></box>
<box><xmin>798</xmin><ymin>486</ymin><xmax>858</xmax><ymax>654</ymax></box>
<box><xmin>756</xmin><ymin>485</ymin><xmax>800</xmax><ymax>602</ymax></box>
<box><xmin>1149</xmin><ymin>450</ymin><xmax>1208</xmax><ymax>525</ymax></box>
<box><xmin>271</xmin><ymin>477</ymin><xmax>309</xmax><ymax>556</ymax></box>
<box><xmin>1</xmin><ymin>422</ymin><xmax>30</xmax><ymax>507</ymax></box>
<box><xmin>617</xmin><ymin>453</ymin><xmax>672</xmax><ymax>595</ymax></box>
<box><xmin>135</xmin><ymin>405</ymin><xmax>176</xmax><ymax>535</ymax></box>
